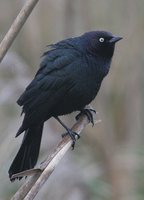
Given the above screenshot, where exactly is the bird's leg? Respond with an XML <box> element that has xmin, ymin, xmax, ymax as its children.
<box><xmin>54</xmin><ymin>116</ymin><xmax>80</xmax><ymax>149</ymax></box>
<box><xmin>75</xmin><ymin>106</ymin><xmax>96</xmax><ymax>126</ymax></box>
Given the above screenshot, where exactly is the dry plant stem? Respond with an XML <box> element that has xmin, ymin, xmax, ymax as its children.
<box><xmin>11</xmin><ymin>109</ymin><xmax>97</xmax><ymax>200</ymax></box>
<box><xmin>24</xmin><ymin>113</ymin><xmax>96</xmax><ymax>200</ymax></box>
<box><xmin>11</xmin><ymin>173</ymin><xmax>41</xmax><ymax>200</ymax></box>
<box><xmin>0</xmin><ymin>0</ymin><xmax>39</xmax><ymax>63</ymax></box>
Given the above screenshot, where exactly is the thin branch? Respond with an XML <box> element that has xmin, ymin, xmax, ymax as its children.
<box><xmin>0</xmin><ymin>0</ymin><xmax>39</xmax><ymax>63</ymax></box>
<box><xmin>11</xmin><ymin>106</ymin><xmax>99</xmax><ymax>200</ymax></box>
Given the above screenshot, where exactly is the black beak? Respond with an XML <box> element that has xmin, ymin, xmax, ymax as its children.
<box><xmin>109</xmin><ymin>36</ymin><xmax>123</xmax><ymax>43</ymax></box>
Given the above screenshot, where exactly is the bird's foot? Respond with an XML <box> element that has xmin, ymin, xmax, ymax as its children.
<box><xmin>62</xmin><ymin>130</ymin><xmax>80</xmax><ymax>150</ymax></box>
<box><xmin>54</xmin><ymin>116</ymin><xmax>80</xmax><ymax>149</ymax></box>
<box><xmin>76</xmin><ymin>106</ymin><xmax>96</xmax><ymax>126</ymax></box>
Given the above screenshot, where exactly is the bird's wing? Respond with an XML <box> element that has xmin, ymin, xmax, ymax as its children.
<box><xmin>17</xmin><ymin>46</ymin><xmax>81</xmax><ymax>116</ymax></box>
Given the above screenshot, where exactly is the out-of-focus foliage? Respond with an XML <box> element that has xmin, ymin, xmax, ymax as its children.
<box><xmin>0</xmin><ymin>0</ymin><xmax>143</xmax><ymax>199</ymax></box>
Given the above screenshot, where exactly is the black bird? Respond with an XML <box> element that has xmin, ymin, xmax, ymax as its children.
<box><xmin>9</xmin><ymin>31</ymin><xmax>122</xmax><ymax>181</ymax></box>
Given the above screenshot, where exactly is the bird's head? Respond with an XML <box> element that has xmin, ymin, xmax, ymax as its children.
<box><xmin>82</xmin><ymin>31</ymin><xmax>122</xmax><ymax>58</ymax></box>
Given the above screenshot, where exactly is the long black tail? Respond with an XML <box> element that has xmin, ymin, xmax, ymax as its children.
<box><xmin>9</xmin><ymin>123</ymin><xmax>44</xmax><ymax>181</ymax></box>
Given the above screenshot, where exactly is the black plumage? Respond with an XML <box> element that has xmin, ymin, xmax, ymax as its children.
<box><xmin>9</xmin><ymin>31</ymin><xmax>122</xmax><ymax>181</ymax></box>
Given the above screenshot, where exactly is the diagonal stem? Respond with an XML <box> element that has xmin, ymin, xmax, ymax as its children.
<box><xmin>11</xmin><ymin>106</ymin><xmax>98</xmax><ymax>200</ymax></box>
<box><xmin>0</xmin><ymin>0</ymin><xmax>39</xmax><ymax>63</ymax></box>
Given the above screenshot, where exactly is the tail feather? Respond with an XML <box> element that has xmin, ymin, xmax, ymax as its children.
<box><xmin>9</xmin><ymin>123</ymin><xmax>44</xmax><ymax>181</ymax></box>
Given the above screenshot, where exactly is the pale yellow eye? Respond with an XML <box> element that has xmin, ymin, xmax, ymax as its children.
<box><xmin>99</xmin><ymin>37</ymin><xmax>105</xmax><ymax>42</ymax></box>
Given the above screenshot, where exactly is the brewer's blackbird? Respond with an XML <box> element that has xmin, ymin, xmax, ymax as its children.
<box><xmin>9</xmin><ymin>31</ymin><xmax>122</xmax><ymax>181</ymax></box>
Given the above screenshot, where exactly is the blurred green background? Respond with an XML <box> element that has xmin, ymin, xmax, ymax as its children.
<box><xmin>0</xmin><ymin>0</ymin><xmax>143</xmax><ymax>199</ymax></box>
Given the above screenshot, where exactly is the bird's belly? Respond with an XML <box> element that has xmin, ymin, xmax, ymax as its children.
<box><xmin>52</xmin><ymin>81</ymin><xmax>100</xmax><ymax>116</ymax></box>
